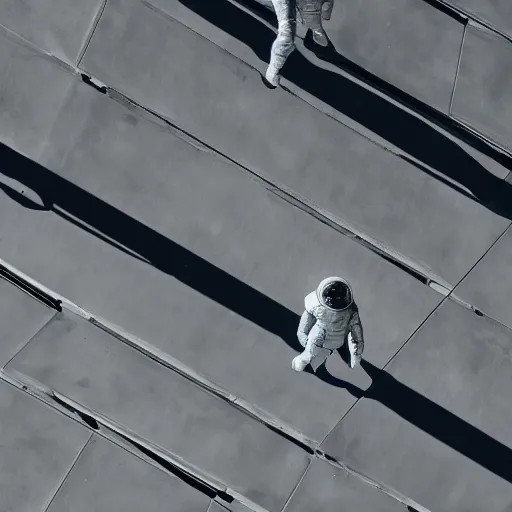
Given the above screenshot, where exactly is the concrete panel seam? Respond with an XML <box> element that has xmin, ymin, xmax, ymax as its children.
<box><xmin>41</xmin><ymin>431</ymin><xmax>94</xmax><ymax>512</ymax></box>
<box><xmin>279</xmin><ymin>459</ymin><xmax>311</xmax><ymax>512</ymax></box>
<box><xmin>315</xmin><ymin>450</ymin><xmax>431</xmax><ymax>512</ymax></box>
<box><xmin>0</xmin><ymin>310</ymin><xmax>58</xmax><ymax>372</ymax></box>
<box><xmin>76</xmin><ymin>0</ymin><xmax>109</xmax><ymax>67</ymax></box>
<box><xmin>449</xmin><ymin>20</ymin><xmax>467</xmax><ymax>116</ymax></box>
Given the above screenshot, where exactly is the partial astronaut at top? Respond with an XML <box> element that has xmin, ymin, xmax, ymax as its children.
<box><xmin>264</xmin><ymin>0</ymin><xmax>334</xmax><ymax>86</ymax></box>
<box><xmin>293</xmin><ymin>277</ymin><xmax>364</xmax><ymax>372</ymax></box>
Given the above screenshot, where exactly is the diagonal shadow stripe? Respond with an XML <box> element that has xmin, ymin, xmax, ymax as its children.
<box><xmin>1</xmin><ymin>141</ymin><xmax>512</xmax><ymax>484</ymax></box>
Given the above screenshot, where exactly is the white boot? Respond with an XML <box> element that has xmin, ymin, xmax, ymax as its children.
<box><xmin>292</xmin><ymin>353</ymin><xmax>309</xmax><ymax>371</ymax></box>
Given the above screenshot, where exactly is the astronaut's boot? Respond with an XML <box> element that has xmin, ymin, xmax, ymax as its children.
<box><xmin>292</xmin><ymin>352</ymin><xmax>311</xmax><ymax>371</ymax></box>
<box><xmin>265</xmin><ymin>22</ymin><xmax>295</xmax><ymax>86</ymax></box>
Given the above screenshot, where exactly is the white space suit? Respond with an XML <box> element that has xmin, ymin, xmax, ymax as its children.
<box><xmin>292</xmin><ymin>277</ymin><xmax>364</xmax><ymax>372</ymax></box>
<box><xmin>263</xmin><ymin>0</ymin><xmax>334</xmax><ymax>86</ymax></box>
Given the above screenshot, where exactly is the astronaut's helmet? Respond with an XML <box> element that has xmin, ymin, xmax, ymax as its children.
<box><xmin>317</xmin><ymin>277</ymin><xmax>353</xmax><ymax>311</ymax></box>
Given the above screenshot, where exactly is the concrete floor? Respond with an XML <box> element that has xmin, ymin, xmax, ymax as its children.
<box><xmin>0</xmin><ymin>0</ymin><xmax>511</xmax><ymax>511</ymax></box>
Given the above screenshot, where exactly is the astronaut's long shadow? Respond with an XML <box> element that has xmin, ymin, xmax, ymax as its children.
<box><xmin>176</xmin><ymin>0</ymin><xmax>512</xmax><ymax>220</ymax></box>
<box><xmin>1</xmin><ymin>142</ymin><xmax>512</xmax><ymax>484</ymax></box>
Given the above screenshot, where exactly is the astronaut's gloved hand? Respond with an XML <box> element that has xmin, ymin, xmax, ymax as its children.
<box><xmin>349</xmin><ymin>354</ymin><xmax>361</xmax><ymax>369</ymax></box>
<box><xmin>321</xmin><ymin>0</ymin><xmax>333</xmax><ymax>20</ymax></box>
<box><xmin>297</xmin><ymin>0</ymin><xmax>332</xmax><ymax>46</ymax></box>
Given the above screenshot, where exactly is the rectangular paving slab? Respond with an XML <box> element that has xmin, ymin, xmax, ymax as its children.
<box><xmin>455</xmin><ymin>225</ymin><xmax>512</xmax><ymax>329</ymax></box>
<box><xmin>80</xmin><ymin>0</ymin><xmax>508</xmax><ymax>286</ymax></box>
<box><xmin>0</xmin><ymin>379</ymin><xmax>90</xmax><ymax>512</ymax></box>
<box><xmin>283</xmin><ymin>458</ymin><xmax>402</xmax><ymax>512</ymax></box>
<box><xmin>322</xmin><ymin>299</ymin><xmax>512</xmax><ymax>511</ymax></box>
<box><xmin>0</xmin><ymin>278</ymin><xmax>55</xmax><ymax>367</ymax></box>
<box><xmin>0</xmin><ymin>78</ymin><xmax>440</xmax><ymax>441</ymax></box>
<box><xmin>0</xmin><ymin>0</ymin><xmax>104</xmax><ymax>63</ymax></box>
<box><xmin>4</xmin><ymin>311</ymin><xmax>310</xmax><ymax>512</ymax></box>
<box><xmin>452</xmin><ymin>24</ymin><xmax>512</xmax><ymax>153</ymax></box>
<box><xmin>322</xmin><ymin>0</ymin><xmax>464</xmax><ymax>112</ymax></box>
<box><xmin>0</xmin><ymin>26</ymin><xmax>76</xmax><ymax>160</ymax></box>
<box><xmin>46</xmin><ymin>434</ymin><xmax>211</xmax><ymax>512</ymax></box>
<box><xmin>444</xmin><ymin>0</ymin><xmax>512</xmax><ymax>39</ymax></box>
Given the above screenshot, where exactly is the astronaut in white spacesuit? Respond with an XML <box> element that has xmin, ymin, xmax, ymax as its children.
<box><xmin>263</xmin><ymin>0</ymin><xmax>334</xmax><ymax>86</ymax></box>
<box><xmin>293</xmin><ymin>277</ymin><xmax>364</xmax><ymax>372</ymax></box>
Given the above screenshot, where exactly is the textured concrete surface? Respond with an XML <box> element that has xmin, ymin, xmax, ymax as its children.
<box><xmin>322</xmin><ymin>300</ymin><xmax>512</xmax><ymax>511</ymax></box>
<box><xmin>0</xmin><ymin>278</ymin><xmax>55</xmax><ymax>366</ymax></box>
<box><xmin>0</xmin><ymin>380</ymin><xmax>90</xmax><ymax>512</ymax></box>
<box><xmin>80</xmin><ymin>0</ymin><xmax>508</xmax><ymax>285</ymax></box>
<box><xmin>1</xmin><ymin>0</ymin><xmax>512</xmax><ymax>510</ymax></box>
<box><xmin>0</xmin><ymin>79</ymin><xmax>441</xmax><ymax>440</ymax></box>
<box><xmin>283</xmin><ymin>458</ymin><xmax>401</xmax><ymax>512</ymax></box>
<box><xmin>46</xmin><ymin>435</ymin><xmax>211</xmax><ymax>512</ymax></box>
<box><xmin>324</xmin><ymin>0</ymin><xmax>464</xmax><ymax>111</ymax></box>
<box><xmin>0</xmin><ymin>0</ymin><xmax>103</xmax><ymax>63</ymax></box>
<box><xmin>5</xmin><ymin>312</ymin><xmax>310</xmax><ymax>512</ymax></box>
<box><xmin>452</xmin><ymin>24</ymin><xmax>512</xmax><ymax>152</ymax></box>
<box><xmin>456</xmin><ymin>225</ymin><xmax>512</xmax><ymax>329</ymax></box>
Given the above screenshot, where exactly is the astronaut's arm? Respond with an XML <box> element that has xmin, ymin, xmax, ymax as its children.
<box><xmin>348</xmin><ymin>310</ymin><xmax>364</xmax><ymax>368</ymax></box>
<box><xmin>297</xmin><ymin>310</ymin><xmax>316</xmax><ymax>347</ymax></box>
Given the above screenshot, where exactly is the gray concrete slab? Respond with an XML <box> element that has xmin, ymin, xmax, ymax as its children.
<box><xmin>452</xmin><ymin>24</ymin><xmax>512</xmax><ymax>153</ymax></box>
<box><xmin>0</xmin><ymin>278</ymin><xmax>55</xmax><ymax>367</ymax></box>
<box><xmin>455</xmin><ymin>225</ymin><xmax>512</xmax><ymax>328</ymax></box>
<box><xmin>0</xmin><ymin>79</ymin><xmax>440</xmax><ymax>440</ymax></box>
<box><xmin>46</xmin><ymin>434</ymin><xmax>211</xmax><ymax>512</ymax></box>
<box><xmin>5</xmin><ymin>312</ymin><xmax>310</xmax><ymax>512</ymax></box>
<box><xmin>322</xmin><ymin>300</ymin><xmax>512</xmax><ymax>511</ymax></box>
<box><xmin>324</xmin><ymin>0</ymin><xmax>464</xmax><ymax>112</ymax></box>
<box><xmin>0</xmin><ymin>0</ymin><xmax>104</xmax><ymax>63</ymax></box>
<box><xmin>0</xmin><ymin>379</ymin><xmax>90</xmax><ymax>512</ymax></box>
<box><xmin>80</xmin><ymin>0</ymin><xmax>508</xmax><ymax>285</ymax></box>
<box><xmin>445</xmin><ymin>0</ymin><xmax>512</xmax><ymax>38</ymax></box>
<box><xmin>0</xmin><ymin>27</ymin><xmax>75</xmax><ymax>160</ymax></box>
<box><xmin>283</xmin><ymin>458</ymin><xmax>401</xmax><ymax>512</ymax></box>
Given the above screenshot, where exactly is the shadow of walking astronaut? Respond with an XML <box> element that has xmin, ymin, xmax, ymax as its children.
<box><xmin>292</xmin><ymin>277</ymin><xmax>365</xmax><ymax>398</ymax></box>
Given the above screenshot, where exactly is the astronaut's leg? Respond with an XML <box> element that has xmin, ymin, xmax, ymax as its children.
<box><xmin>297</xmin><ymin>0</ymin><xmax>332</xmax><ymax>47</ymax></box>
<box><xmin>266</xmin><ymin>0</ymin><xmax>296</xmax><ymax>86</ymax></box>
